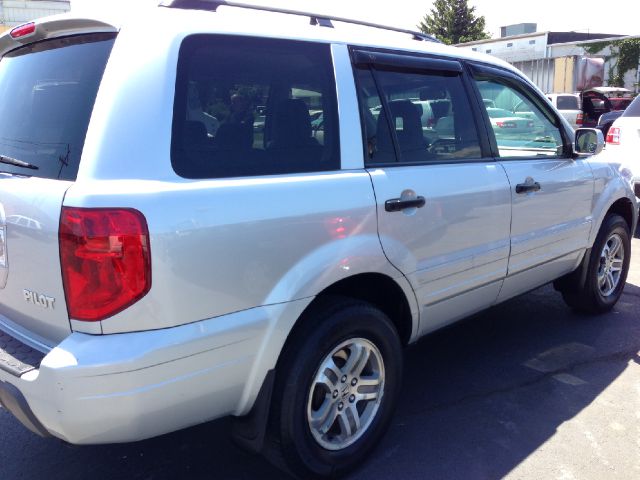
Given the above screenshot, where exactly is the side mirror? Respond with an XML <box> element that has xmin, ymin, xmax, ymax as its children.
<box><xmin>574</xmin><ymin>128</ymin><xmax>604</xmax><ymax>156</ymax></box>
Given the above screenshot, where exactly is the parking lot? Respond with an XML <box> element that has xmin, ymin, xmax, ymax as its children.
<box><xmin>1</xmin><ymin>232</ymin><xmax>639</xmax><ymax>480</ymax></box>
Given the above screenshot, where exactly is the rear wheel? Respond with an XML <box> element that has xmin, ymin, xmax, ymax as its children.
<box><xmin>264</xmin><ymin>297</ymin><xmax>403</xmax><ymax>479</ymax></box>
<box><xmin>560</xmin><ymin>213</ymin><xmax>631</xmax><ymax>313</ymax></box>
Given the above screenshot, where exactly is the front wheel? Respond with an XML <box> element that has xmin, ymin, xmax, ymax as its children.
<box><xmin>264</xmin><ymin>298</ymin><xmax>403</xmax><ymax>479</ymax></box>
<box><xmin>561</xmin><ymin>213</ymin><xmax>631</xmax><ymax>313</ymax></box>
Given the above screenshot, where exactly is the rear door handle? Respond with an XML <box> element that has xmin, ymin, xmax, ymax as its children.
<box><xmin>385</xmin><ymin>196</ymin><xmax>426</xmax><ymax>212</ymax></box>
<box><xmin>515</xmin><ymin>182</ymin><xmax>541</xmax><ymax>194</ymax></box>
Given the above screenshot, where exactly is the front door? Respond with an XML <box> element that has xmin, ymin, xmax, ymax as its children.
<box><xmin>470</xmin><ymin>65</ymin><xmax>594</xmax><ymax>302</ymax></box>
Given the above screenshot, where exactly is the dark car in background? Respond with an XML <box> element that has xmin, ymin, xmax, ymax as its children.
<box><xmin>581</xmin><ymin>87</ymin><xmax>632</xmax><ymax>127</ymax></box>
<box><xmin>597</xmin><ymin>109</ymin><xmax>625</xmax><ymax>137</ymax></box>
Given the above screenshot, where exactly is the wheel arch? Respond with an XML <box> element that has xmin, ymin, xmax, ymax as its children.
<box><xmin>274</xmin><ymin>272</ymin><xmax>418</xmax><ymax>376</ymax></box>
<box><xmin>605</xmin><ymin>197</ymin><xmax>635</xmax><ymax>234</ymax></box>
<box><xmin>587</xmin><ymin>160</ymin><xmax>638</xmax><ymax>246</ymax></box>
<box><xmin>231</xmin><ymin>272</ymin><xmax>418</xmax><ymax>451</ymax></box>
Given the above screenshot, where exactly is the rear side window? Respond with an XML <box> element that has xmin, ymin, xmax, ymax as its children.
<box><xmin>0</xmin><ymin>34</ymin><xmax>115</xmax><ymax>180</ymax></box>
<box><xmin>556</xmin><ymin>95</ymin><xmax>579</xmax><ymax>110</ymax></box>
<box><xmin>622</xmin><ymin>95</ymin><xmax>640</xmax><ymax>117</ymax></box>
<box><xmin>172</xmin><ymin>35</ymin><xmax>340</xmax><ymax>179</ymax></box>
<box><xmin>356</xmin><ymin>67</ymin><xmax>481</xmax><ymax>165</ymax></box>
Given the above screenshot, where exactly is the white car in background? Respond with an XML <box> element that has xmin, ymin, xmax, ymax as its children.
<box><xmin>547</xmin><ymin>93</ymin><xmax>582</xmax><ymax>129</ymax></box>
<box><xmin>603</xmin><ymin>95</ymin><xmax>640</xmax><ymax>199</ymax></box>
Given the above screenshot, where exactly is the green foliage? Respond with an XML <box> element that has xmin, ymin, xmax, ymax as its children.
<box><xmin>418</xmin><ymin>0</ymin><xmax>490</xmax><ymax>45</ymax></box>
<box><xmin>581</xmin><ymin>38</ymin><xmax>640</xmax><ymax>87</ymax></box>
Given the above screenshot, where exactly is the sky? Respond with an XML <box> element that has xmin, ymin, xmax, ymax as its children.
<box><xmin>71</xmin><ymin>0</ymin><xmax>638</xmax><ymax>38</ymax></box>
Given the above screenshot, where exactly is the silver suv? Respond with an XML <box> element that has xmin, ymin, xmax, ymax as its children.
<box><xmin>0</xmin><ymin>2</ymin><xmax>636</xmax><ymax>478</ymax></box>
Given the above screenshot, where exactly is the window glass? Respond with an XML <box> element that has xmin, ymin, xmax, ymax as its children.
<box><xmin>0</xmin><ymin>34</ymin><xmax>115</xmax><ymax>180</ymax></box>
<box><xmin>356</xmin><ymin>67</ymin><xmax>481</xmax><ymax>165</ymax></box>
<box><xmin>556</xmin><ymin>95</ymin><xmax>579</xmax><ymax>110</ymax></box>
<box><xmin>621</xmin><ymin>95</ymin><xmax>640</xmax><ymax>117</ymax></box>
<box><xmin>172</xmin><ymin>36</ymin><xmax>339</xmax><ymax>179</ymax></box>
<box><xmin>474</xmin><ymin>77</ymin><xmax>564</xmax><ymax>158</ymax></box>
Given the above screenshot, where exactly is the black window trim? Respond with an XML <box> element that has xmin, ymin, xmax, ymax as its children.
<box><xmin>352</xmin><ymin>49</ymin><xmax>463</xmax><ymax>74</ymax></box>
<box><xmin>349</xmin><ymin>46</ymin><xmax>494</xmax><ymax>169</ymax></box>
<box><xmin>467</xmin><ymin>61</ymin><xmax>573</xmax><ymax>160</ymax></box>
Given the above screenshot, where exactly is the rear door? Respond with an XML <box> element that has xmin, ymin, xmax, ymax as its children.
<box><xmin>0</xmin><ymin>33</ymin><xmax>115</xmax><ymax>345</ymax></box>
<box><xmin>470</xmin><ymin>64</ymin><xmax>594</xmax><ymax>301</ymax></box>
<box><xmin>352</xmin><ymin>50</ymin><xmax>512</xmax><ymax>334</ymax></box>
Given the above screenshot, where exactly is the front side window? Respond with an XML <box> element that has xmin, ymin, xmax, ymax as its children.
<box><xmin>474</xmin><ymin>75</ymin><xmax>565</xmax><ymax>158</ymax></box>
<box><xmin>172</xmin><ymin>36</ymin><xmax>340</xmax><ymax>179</ymax></box>
<box><xmin>356</xmin><ymin>66</ymin><xmax>481</xmax><ymax>165</ymax></box>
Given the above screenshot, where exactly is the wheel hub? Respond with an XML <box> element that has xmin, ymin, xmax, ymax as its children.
<box><xmin>597</xmin><ymin>233</ymin><xmax>624</xmax><ymax>297</ymax></box>
<box><xmin>306</xmin><ymin>338</ymin><xmax>385</xmax><ymax>451</ymax></box>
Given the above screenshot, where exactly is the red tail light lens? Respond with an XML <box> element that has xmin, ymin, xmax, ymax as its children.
<box><xmin>576</xmin><ymin>113</ymin><xmax>583</xmax><ymax>126</ymax></box>
<box><xmin>59</xmin><ymin>207</ymin><xmax>151</xmax><ymax>321</ymax></box>
<box><xmin>10</xmin><ymin>22</ymin><xmax>36</xmax><ymax>39</ymax></box>
<box><xmin>606</xmin><ymin>127</ymin><xmax>621</xmax><ymax>145</ymax></box>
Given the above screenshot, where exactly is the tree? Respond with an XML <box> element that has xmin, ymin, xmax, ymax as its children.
<box><xmin>418</xmin><ymin>0</ymin><xmax>490</xmax><ymax>45</ymax></box>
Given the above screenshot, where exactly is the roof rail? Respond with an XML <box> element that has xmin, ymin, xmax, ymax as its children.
<box><xmin>159</xmin><ymin>0</ymin><xmax>441</xmax><ymax>44</ymax></box>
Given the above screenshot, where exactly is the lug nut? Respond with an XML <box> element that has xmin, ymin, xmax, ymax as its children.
<box><xmin>351</xmin><ymin>378</ymin><xmax>357</xmax><ymax>386</ymax></box>
<box><xmin>333</xmin><ymin>390</ymin><xmax>339</xmax><ymax>399</ymax></box>
<box><xmin>341</xmin><ymin>375</ymin><xmax>347</xmax><ymax>383</ymax></box>
<box><xmin>349</xmin><ymin>394</ymin><xmax>356</xmax><ymax>403</ymax></box>
<box><xmin>338</xmin><ymin>402</ymin><xmax>344</xmax><ymax>411</ymax></box>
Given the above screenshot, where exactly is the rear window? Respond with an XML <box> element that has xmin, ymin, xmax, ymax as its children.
<box><xmin>171</xmin><ymin>35</ymin><xmax>340</xmax><ymax>179</ymax></box>
<box><xmin>622</xmin><ymin>95</ymin><xmax>640</xmax><ymax>117</ymax></box>
<box><xmin>0</xmin><ymin>34</ymin><xmax>115</xmax><ymax>180</ymax></box>
<box><xmin>556</xmin><ymin>95</ymin><xmax>579</xmax><ymax>110</ymax></box>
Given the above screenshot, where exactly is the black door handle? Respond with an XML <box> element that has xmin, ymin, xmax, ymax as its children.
<box><xmin>515</xmin><ymin>182</ymin><xmax>541</xmax><ymax>194</ymax></box>
<box><xmin>385</xmin><ymin>196</ymin><xmax>426</xmax><ymax>212</ymax></box>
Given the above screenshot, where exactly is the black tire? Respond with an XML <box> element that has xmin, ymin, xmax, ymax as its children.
<box><xmin>263</xmin><ymin>297</ymin><xmax>403</xmax><ymax>479</ymax></box>
<box><xmin>561</xmin><ymin>213</ymin><xmax>631</xmax><ymax>314</ymax></box>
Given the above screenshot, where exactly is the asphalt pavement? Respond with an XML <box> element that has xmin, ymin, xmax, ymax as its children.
<box><xmin>2</xmin><ymin>233</ymin><xmax>639</xmax><ymax>480</ymax></box>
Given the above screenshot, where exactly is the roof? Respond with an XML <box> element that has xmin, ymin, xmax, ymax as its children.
<box><xmin>585</xmin><ymin>87</ymin><xmax>632</xmax><ymax>95</ymax></box>
<box><xmin>546</xmin><ymin>32</ymin><xmax>624</xmax><ymax>45</ymax></box>
<box><xmin>458</xmin><ymin>31</ymin><xmax>623</xmax><ymax>47</ymax></box>
<box><xmin>0</xmin><ymin>1</ymin><xmax>520</xmax><ymax>75</ymax></box>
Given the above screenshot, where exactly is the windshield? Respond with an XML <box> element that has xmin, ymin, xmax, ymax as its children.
<box><xmin>621</xmin><ymin>96</ymin><xmax>640</xmax><ymax>117</ymax></box>
<box><xmin>0</xmin><ymin>33</ymin><xmax>115</xmax><ymax>180</ymax></box>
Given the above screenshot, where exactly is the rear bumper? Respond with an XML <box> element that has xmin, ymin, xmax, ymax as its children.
<box><xmin>0</xmin><ymin>299</ymin><xmax>308</xmax><ymax>444</ymax></box>
<box><xmin>0</xmin><ymin>380</ymin><xmax>50</xmax><ymax>437</ymax></box>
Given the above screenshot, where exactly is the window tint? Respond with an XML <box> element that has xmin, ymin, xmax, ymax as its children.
<box><xmin>172</xmin><ymin>36</ymin><xmax>339</xmax><ymax>179</ymax></box>
<box><xmin>356</xmin><ymin>67</ymin><xmax>481</xmax><ymax>165</ymax></box>
<box><xmin>0</xmin><ymin>34</ymin><xmax>115</xmax><ymax>180</ymax></box>
<box><xmin>556</xmin><ymin>95</ymin><xmax>579</xmax><ymax>110</ymax></box>
<box><xmin>622</xmin><ymin>95</ymin><xmax>640</xmax><ymax>117</ymax></box>
<box><xmin>474</xmin><ymin>77</ymin><xmax>564</xmax><ymax>158</ymax></box>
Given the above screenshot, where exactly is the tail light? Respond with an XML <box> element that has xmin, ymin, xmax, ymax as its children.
<box><xmin>59</xmin><ymin>207</ymin><xmax>151</xmax><ymax>321</ymax></box>
<box><xmin>606</xmin><ymin>127</ymin><xmax>621</xmax><ymax>145</ymax></box>
<box><xmin>10</xmin><ymin>22</ymin><xmax>36</xmax><ymax>39</ymax></box>
<box><xmin>576</xmin><ymin>113</ymin><xmax>583</xmax><ymax>126</ymax></box>
<box><xmin>496</xmin><ymin>121</ymin><xmax>516</xmax><ymax>129</ymax></box>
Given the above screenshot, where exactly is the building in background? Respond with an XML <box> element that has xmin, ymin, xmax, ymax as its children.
<box><xmin>458</xmin><ymin>24</ymin><xmax>639</xmax><ymax>94</ymax></box>
<box><xmin>0</xmin><ymin>0</ymin><xmax>70</xmax><ymax>34</ymax></box>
